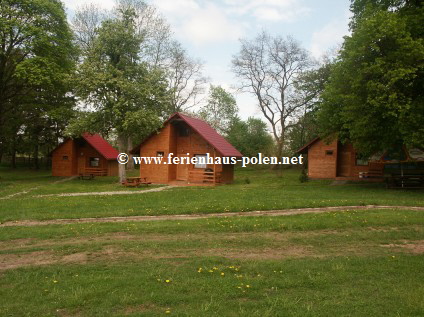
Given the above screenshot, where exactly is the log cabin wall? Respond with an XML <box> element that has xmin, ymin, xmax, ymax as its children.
<box><xmin>138</xmin><ymin>124</ymin><xmax>172</xmax><ymax>183</ymax></box>
<box><xmin>175</xmin><ymin>123</ymin><xmax>223</xmax><ymax>182</ymax></box>
<box><xmin>306</xmin><ymin>139</ymin><xmax>381</xmax><ymax>180</ymax></box>
<box><xmin>221</xmin><ymin>164</ymin><xmax>234</xmax><ymax>183</ymax></box>
<box><xmin>337</xmin><ymin>142</ymin><xmax>369</xmax><ymax>178</ymax></box>
<box><xmin>168</xmin><ymin>122</ymin><xmax>178</xmax><ymax>182</ymax></box>
<box><xmin>76</xmin><ymin>141</ymin><xmax>108</xmax><ymax>174</ymax></box>
<box><xmin>52</xmin><ymin>139</ymin><xmax>77</xmax><ymax>176</ymax></box>
<box><xmin>139</xmin><ymin>121</ymin><xmax>234</xmax><ymax>184</ymax></box>
<box><xmin>107</xmin><ymin>161</ymin><xmax>119</xmax><ymax>176</ymax></box>
<box><xmin>308</xmin><ymin>139</ymin><xmax>338</xmax><ymax>179</ymax></box>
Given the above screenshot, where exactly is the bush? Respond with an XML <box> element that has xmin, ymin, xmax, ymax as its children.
<box><xmin>299</xmin><ymin>169</ymin><xmax>309</xmax><ymax>183</ymax></box>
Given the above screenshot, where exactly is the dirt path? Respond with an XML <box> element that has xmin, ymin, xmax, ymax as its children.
<box><xmin>1</xmin><ymin>205</ymin><xmax>423</xmax><ymax>227</ymax></box>
<box><xmin>0</xmin><ymin>176</ymin><xmax>77</xmax><ymax>200</ymax></box>
<box><xmin>33</xmin><ymin>185</ymin><xmax>174</xmax><ymax>197</ymax></box>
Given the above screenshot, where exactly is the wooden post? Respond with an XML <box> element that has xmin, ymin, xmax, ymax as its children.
<box><xmin>213</xmin><ymin>148</ymin><xmax>216</xmax><ymax>184</ymax></box>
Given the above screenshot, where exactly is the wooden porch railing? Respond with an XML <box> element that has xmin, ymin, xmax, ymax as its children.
<box><xmin>82</xmin><ymin>168</ymin><xmax>108</xmax><ymax>176</ymax></box>
<box><xmin>189</xmin><ymin>170</ymin><xmax>222</xmax><ymax>184</ymax></box>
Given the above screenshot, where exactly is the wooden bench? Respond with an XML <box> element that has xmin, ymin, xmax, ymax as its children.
<box><xmin>122</xmin><ymin>177</ymin><xmax>152</xmax><ymax>187</ymax></box>
<box><xmin>386</xmin><ymin>174</ymin><xmax>424</xmax><ymax>189</ymax></box>
<box><xmin>84</xmin><ymin>168</ymin><xmax>107</xmax><ymax>176</ymax></box>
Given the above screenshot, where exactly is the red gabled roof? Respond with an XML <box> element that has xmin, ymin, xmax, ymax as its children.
<box><xmin>82</xmin><ymin>133</ymin><xmax>119</xmax><ymax>160</ymax></box>
<box><xmin>131</xmin><ymin>113</ymin><xmax>242</xmax><ymax>157</ymax></box>
<box><xmin>177</xmin><ymin>113</ymin><xmax>242</xmax><ymax>157</ymax></box>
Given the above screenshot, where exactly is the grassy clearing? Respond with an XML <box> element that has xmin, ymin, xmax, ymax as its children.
<box><xmin>0</xmin><ymin>167</ymin><xmax>423</xmax><ymax>222</ymax></box>
<box><xmin>0</xmin><ymin>210</ymin><xmax>423</xmax><ymax>316</ymax></box>
<box><xmin>0</xmin><ymin>167</ymin><xmax>155</xmax><ymax>199</ymax></box>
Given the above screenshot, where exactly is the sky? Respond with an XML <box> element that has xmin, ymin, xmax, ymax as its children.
<box><xmin>63</xmin><ymin>0</ymin><xmax>352</xmax><ymax>119</ymax></box>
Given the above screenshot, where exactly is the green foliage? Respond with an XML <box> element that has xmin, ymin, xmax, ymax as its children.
<box><xmin>299</xmin><ymin>168</ymin><xmax>309</xmax><ymax>183</ymax></box>
<box><xmin>226</xmin><ymin>117</ymin><xmax>274</xmax><ymax>157</ymax></box>
<box><xmin>318</xmin><ymin>1</ymin><xmax>424</xmax><ymax>156</ymax></box>
<box><xmin>199</xmin><ymin>85</ymin><xmax>238</xmax><ymax>135</ymax></box>
<box><xmin>287</xmin><ymin>111</ymin><xmax>318</xmax><ymax>155</ymax></box>
<box><xmin>73</xmin><ymin>6</ymin><xmax>170</xmax><ymax>148</ymax></box>
<box><xmin>0</xmin><ymin>0</ymin><xmax>76</xmax><ymax>166</ymax></box>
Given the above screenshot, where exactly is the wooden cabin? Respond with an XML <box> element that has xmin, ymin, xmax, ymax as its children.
<box><xmin>52</xmin><ymin>133</ymin><xmax>119</xmax><ymax>177</ymax></box>
<box><xmin>297</xmin><ymin>138</ymin><xmax>385</xmax><ymax>180</ymax></box>
<box><xmin>131</xmin><ymin>113</ymin><xmax>242</xmax><ymax>185</ymax></box>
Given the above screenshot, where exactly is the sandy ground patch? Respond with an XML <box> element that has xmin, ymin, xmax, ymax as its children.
<box><xmin>381</xmin><ymin>240</ymin><xmax>424</xmax><ymax>254</ymax></box>
<box><xmin>1</xmin><ymin>205</ymin><xmax>424</xmax><ymax>227</ymax></box>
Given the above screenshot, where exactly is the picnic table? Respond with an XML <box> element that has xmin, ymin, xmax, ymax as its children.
<box><xmin>122</xmin><ymin>177</ymin><xmax>151</xmax><ymax>187</ymax></box>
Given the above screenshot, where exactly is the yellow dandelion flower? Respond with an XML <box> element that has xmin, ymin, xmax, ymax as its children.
<box><xmin>165</xmin><ymin>309</ymin><xmax>171</xmax><ymax>314</ymax></box>
<box><xmin>220</xmin><ymin>272</ymin><xmax>225</xmax><ymax>276</ymax></box>
<box><xmin>246</xmin><ymin>285</ymin><xmax>250</xmax><ymax>288</ymax></box>
<box><xmin>53</xmin><ymin>280</ymin><xmax>58</xmax><ymax>283</ymax></box>
<box><xmin>165</xmin><ymin>279</ymin><xmax>171</xmax><ymax>283</ymax></box>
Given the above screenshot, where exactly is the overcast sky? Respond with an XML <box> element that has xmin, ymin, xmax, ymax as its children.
<box><xmin>63</xmin><ymin>0</ymin><xmax>352</xmax><ymax>119</ymax></box>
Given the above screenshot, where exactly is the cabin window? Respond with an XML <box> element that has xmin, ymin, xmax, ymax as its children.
<box><xmin>62</xmin><ymin>156</ymin><xmax>68</xmax><ymax>160</ymax></box>
<box><xmin>325</xmin><ymin>150</ymin><xmax>333</xmax><ymax>155</ymax></box>
<box><xmin>157</xmin><ymin>151</ymin><xmax>164</xmax><ymax>157</ymax></box>
<box><xmin>178</xmin><ymin>125</ymin><xmax>190</xmax><ymax>137</ymax></box>
<box><xmin>356</xmin><ymin>154</ymin><xmax>368</xmax><ymax>166</ymax></box>
<box><xmin>194</xmin><ymin>154</ymin><xmax>207</xmax><ymax>169</ymax></box>
<box><xmin>89</xmin><ymin>157</ymin><xmax>100</xmax><ymax>167</ymax></box>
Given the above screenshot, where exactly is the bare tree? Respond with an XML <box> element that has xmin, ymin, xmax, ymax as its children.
<box><xmin>115</xmin><ymin>0</ymin><xmax>173</xmax><ymax>68</ymax></box>
<box><xmin>232</xmin><ymin>31</ymin><xmax>313</xmax><ymax>159</ymax></box>
<box><xmin>166</xmin><ymin>41</ymin><xmax>207</xmax><ymax>113</ymax></box>
<box><xmin>73</xmin><ymin>1</ymin><xmax>207</xmax><ymax>115</ymax></box>
<box><xmin>72</xmin><ymin>4</ymin><xmax>107</xmax><ymax>54</ymax></box>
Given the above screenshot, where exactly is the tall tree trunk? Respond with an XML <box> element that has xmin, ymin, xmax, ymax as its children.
<box><xmin>117</xmin><ymin>134</ymin><xmax>127</xmax><ymax>183</ymax></box>
<box><xmin>34</xmin><ymin>142</ymin><xmax>39</xmax><ymax>170</ymax></box>
<box><xmin>46</xmin><ymin>147</ymin><xmax>50</xmax><ymax>169</ymax></box>
<box><xmin>126</xmin><ymin>136</ymin><xmax>134</xmax><ymax>170</ymax></box>
<box><xmin>272</xmin><ymin>139</ymin><xmax>284</xmax><ymax>174</ymax></box>
<box><xmin>11</xmin><ymin>143</ymin><xmax>16</xmax><ymax>169</ymax></box>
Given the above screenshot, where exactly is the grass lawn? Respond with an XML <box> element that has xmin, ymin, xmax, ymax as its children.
<box><xmin>0</xmin><ymin>167</ymin><xmax>423</xmax><ymax>315</ymax></box>
<box><xmin>0</xmin><ymin>209</ymin><xmax>423</xmax><ymax>316</ymax></box>
<box><xmin>0</xmin><ymin>167</ymin><xmax>153</xmax><ymax>199</ymax></box>
<box><xmin>0</xmin><ymin>166</ymin><xmax>423</xmax><ymax>222</ymax></box>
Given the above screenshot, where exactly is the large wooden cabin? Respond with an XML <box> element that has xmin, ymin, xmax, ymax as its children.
<box><xmin>131</xmin><ymin>113</ymin><xmax>242</xmax><ymax>185</ymax></box>
<box><xmin>52</xmin><ymin>133</ymin><xmax>119</xmax><ymax>177</ymax></box>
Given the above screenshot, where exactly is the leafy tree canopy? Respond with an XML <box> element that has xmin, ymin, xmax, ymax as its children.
<box><xmin>317</xmin><ymin>0</ymin><xmax>424</xmax><ymax>156</ymax></box>
<box><xmin>226</xmin><ymin>117</ymin><xmax>274</xmax><ymax>157</ymax></box>
<box><xmin>199</xmin><ymin>85</ymin><xmax>238</xmax><ymax>135</ymax></box>
<box><xmin>0</xmin><ymin>0</ymin><xmax>76</xmax><ymax>166</ymax></box>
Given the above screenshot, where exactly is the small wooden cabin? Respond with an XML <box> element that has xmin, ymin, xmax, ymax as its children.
<box><xmin>297</xmin><ymin>138</ymin><xmax>384</xmax><ymax>180</ymax></box>
<box><xmin>131</xmin><ymin>112</ymin><xmax>242</xmax><ymax>185</ymax></box>
<box><xmin>52</xmin><ymin>133</ymin><xmax>119</xmax><ymax>177</ymax></box>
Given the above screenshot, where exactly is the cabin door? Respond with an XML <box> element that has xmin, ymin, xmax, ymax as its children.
<box><xmin>176</xmin><ymin>155</ymin><xmax>188</xmax><ymax>181</ymax></box>
<box><xmin>78</xmin><ymin>155</ymin><xmax>86</xmax><ymax>174</ymax></box>
<box><xmin>337</xmin><ymin>144</ymin><xmax>351</xmax><ymax>177</ymax></box>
